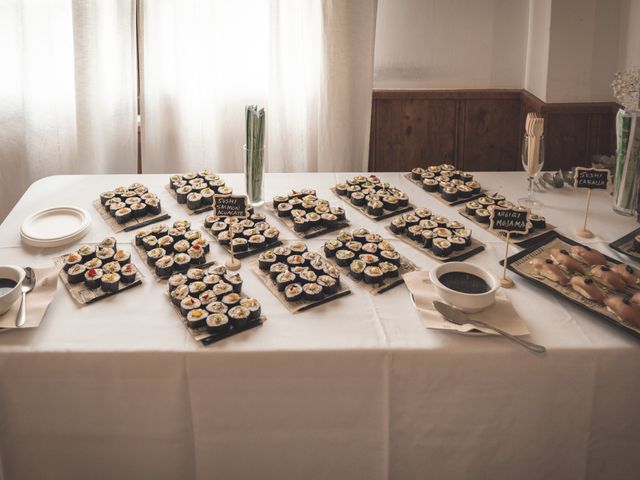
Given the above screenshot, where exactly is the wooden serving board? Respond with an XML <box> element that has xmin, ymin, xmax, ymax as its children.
<box><xmin>609</xmin><ymin>228</ymin><xmax>640</xmax><ymax>263</ymax></box>
<box><xmin>133</xmin><ymin>230</ymin><xmax>214</xmax><ymax>282</ymax></box>
<box><xmin>384</xmin><ymin>226</ymin><xmax>485</xmax><ymax>262</ymax></box>
<box><xmin>503</xmin><ymin>233</ymin><xmax>640</xmax><ymax>340</ymax></box>
<box><xmin>165</xmin><ymin>185</ymin><xmax>214</xmax><ymax>215</ymax></box>
<box><xmin>458</xmin><ymin>207</ymin><xmax>556</xmax><ymax>247</ymax></box>
<box><xmin>54</xmin><ymin>248</ymin><xmax>143</xmax><ymax>305</ymax></box>
<box><xmin>166</xmin><ymin>288</ymin><xmax>265</xmax><ymax>346</ymax></box>
<box><xmin>203</xmin><ymin>226</ymin><xmax>283</xmax><ymax>259</ymax></box>
<box><xmin>92</xmin><ymin>199</ymin><xmax>170</xmax><ymax>233</ymax></box>
<box><xmin>403</xmin><ymin>173</ymin><xmax>486</xmax><ymax>206</ymax></box>
<box><xmin>252</xmin><ymin>262</ymin><xmax>351</xmax><ymax>313</ymax></box>
<box><xmin>330</xmin><ymin>187</ymin><xmax>415</xmax><ymax>221</ymax></box>
<box><xmin>323</xmin><ymin>251</ymin><xmax>419</xmax><ymax>295</ymax></box>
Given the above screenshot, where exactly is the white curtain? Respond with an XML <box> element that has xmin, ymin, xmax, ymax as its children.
<box><xmin>0</xmin><ymin>0</ymin><xmax>138</xmax><ymax>221</ymax></box>
<box><xmin>141</xmin><ymin>0</ymin><xmax>377</xmax><ymax>174</ymax></box>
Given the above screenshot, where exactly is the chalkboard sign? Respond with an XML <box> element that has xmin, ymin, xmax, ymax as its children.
<box><xmin>574</xmin><ymin>167</ymin><xmax>609</xmax><ymax>190</ymax></box>
<box><xmin>213</xmin><ymin>195</ymin><xmax>249</xmax><ymax>218</ymax></box>
<box><xmin>489</xmin><ymin>207</ymin><xmax>531</xmax><ymax>235</ymax></box>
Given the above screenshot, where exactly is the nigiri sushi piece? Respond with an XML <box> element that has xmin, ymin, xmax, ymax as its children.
<box><xmin>549</xmin><ymin>248</ymin><xmax>587</xmax><ymax>274</ymax></box>
<box><xmin>568</xmin><ymin>245</ymin><xmax>607</xmax><ymax>266</ymax></box>
<box><xmin>604</xmin><ymin>296</ymin><xmax>640</xmax><ymax>328</ymax></box>
<box><xmin>610</xmin><ymin>264</ymin><xmax>640</xmax><ymax>288</ymax></box>
<box><xmin>590</xmin><ymin>265</ymin><xmax>628</xmax><ymax>291</ymax></box>
<box><xmin>570</xmin><ymin>276</ymin><xmax>606</xmax><ymax>303</ymax></box>
<box><xmin>530</xmin><ymin>258</ymin><xmax>570</xmax><ymax>285</ymax></box>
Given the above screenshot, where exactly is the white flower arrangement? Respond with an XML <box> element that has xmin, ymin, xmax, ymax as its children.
<box><xmin>612</xmin><ymin>67</ymin><xmax>640</xmax><ymax>112</ymax></box>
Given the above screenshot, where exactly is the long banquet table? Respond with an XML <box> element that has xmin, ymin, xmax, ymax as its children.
<box><xmin>0</xmin><ymin>172</ymin><xmax>639</xmax><ymax>480</ymax></box>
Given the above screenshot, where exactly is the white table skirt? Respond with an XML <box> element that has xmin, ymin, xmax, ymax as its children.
<box><xmin>0</xmin><ymin>172</ymin><xmax>639</xmax><ymax>480</ymax></box>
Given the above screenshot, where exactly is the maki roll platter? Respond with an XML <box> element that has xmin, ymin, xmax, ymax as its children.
<box><xmin>252</xmin><ymin>242</ymin><xmax>351</xmax><ymax>313</ymax></box>
<box><xmin>203</xmin><ymin>211</ymin><xmax>283</xmax><ymax>258</ymax></box>
<box><xmin>333</xmin><ymin>175</ymin><xmax>414</xmax><ymax>221</ymax></box>
<box><xmin>503</xmin><ymin>232</ymin><xmax>640</xmax><ymax>339</ymax></box>
<box><xmin>167</xmin><ymin>263</ymin><xmax>265</xmax><ymax>345</ymax></box>
<box><xmin>405</xmin><ymin>164</ymin><xmax>486</xmax><ymax>206</ymax></box>
<box><xmin>55</xmin><ymin>238</ymin><xmax>143</xmax><ymax>304</ymax></box>
<box><xmin>386</xmin><ymin>207</ymin><xmax>485</xmax><ymax>262</ymax></box>
<box><xmin>133</xmin><ymin>220</ymin><xmax>214</xmax><ymax>281</ymax></box>
<box><xmin>609</xmin><ymin>227</ymin><xmax>640</xmax><ymax>263</ymax></box>
<box><xmin>94</xmin><ymin>183</ymin><xmax>170</xmax><ymax>232</ymax></box>
<box><xmin>166</xmin><ymin>170</ymin><xmax>233</xmax><ymax>215</ymax></box>
<box><xmin>458</xmin><ymin>193</ymin><xmax>555</xmax><ymax>247</ymax></box>
<box><xmin>324</xmin><ymin>229</ymin><xmax>420</xmax><ymax>294</ymax></box>
<box><xmin>267</xmin><ymin>189</ymin><xmax>350</xmax><ymax>239</ymax></box>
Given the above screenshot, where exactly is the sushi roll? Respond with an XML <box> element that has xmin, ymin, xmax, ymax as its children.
<box><xmin>460</xmin><ymin>172</ymin><xmax>474</xmax><ymax>183</ymax></box>
<box><xmin>421</xmin><ymin>229</ymin><xmax>435</xmax><ymax>248</ymax></box>
<box><xmin>186</xmin><ymin>193</ymin><xmax>202</xmax><ymax>210</ymax></box>
<box><xmin>286</xmin><ymin>255</ymin><xmax>306</xmax><ymax>269</ymax></box>
<box><xmin>293</xmin><ymin>216</ymin><xmax>309</xmax><ymax>232</ymax></box>
<box><xmin>382</xmin><ymin>196</ymin><xmax>399</xmax><ymax>211</ymax></box>
<box><xmin>102</xmin><ymin>261</ymin><xmax>121</xmax><ymax>274</ymax></box>
<box><xmin>269</xmin><ymin>262</ymin><xmax>289</xmax><ymax>280</ymax></box>
<box><xmin>434</xmin><ymin>227</ymin><xmax>452</xmax><ymax>238</ymax></box>
<box><xmin>335</xmin><ymin>183</ymin><xmax>349</xmax><ymax>196</ymax></box>
<box><xmin>465</xmin><ymin>201</ymin><xmax>481</xmax><ymax>216</ymax></box>
<box><xmin>152</xmin><ymin>225</ymin><xmax>170</xmax><ymax>237</ymax></box>
<box><xmin>113</xmin><ymin>250</ymin><xmax>131</xmax><ymax>266</ymax></box>
<box><xmin>169</xmin><ymin>273</ymin><xmax>187</xmax><ymax>291</ymax></box>
<box><xmin>441</xmin><ymin>187</ymin><xmax>458</xmax><ymax>202</ymax></box>
<box><xmin>174</xmin><ymin>239</ymin><xmax>190</xmax><ymax>254</ymax></box>
<box><xmin>230</xmin><ymin>237</ymin><xmax>248</xmax><ymax>253</ymax></box>
<box><xmin>115</xmin><ymin>208</ymin><xmax>132</xmax><ymax>224</ymax></box>
<box><xmin>84</xmin><ymin>257</ymin><xmax>102</xmax><ymax>270</ymax></box>
<box><xmin>321</xmin><ymin>213</ymin><xmax>338</xmax><ymax>229</ymax></box>
<box><xmin>201</xmin><ymin>188</ymin><xmax>215</xmax><ymax>206</ymax></box>
<box><xmin>100</xmin><ymin>236</ymin><xmax>117</xmax><ymax>250</ymax></box>
<box><xmin>359</xmin><ymin>254</ymin><xmax>379</xmax><ymax>266</ymax></box>
<box><xmin>206</xmin><ymin>301</ymin><xmax>228</xmax><ymax>315</ymax></box>
<box><xmin>77</xmin><ymin>245</ymin><xmax>96</xmax><ymax>263</ymax></box>
<box><xmin>379</xmin><ymin>261</ymin><xmax>399</xmax><ymax>278</ymax></box>
<box><xmin>155</xmin><ymin>256</ymin><xmax>174</xmax><ymax>277</ymax></box>
<box><xmin>454</xmin><ymin>228</ymin><xmax>472</xmax><ymax>246</ymax></box>
<box><xmin>222</xmin><ymin>293</ymin><xmax>242</xmax><ymax>310</ymax></box>
<box><xmin>248</xmin><ymin>234</ymin><xmax>266</xmax><ymax>250</ymax></box>
<box><xmin>475</xmin><ymin>208</ymin><xmax>491</xmax><ymax>224</ymax></box>
<box><xmin>302</xmin><ymin>282</ymin><xmax>323</xmax><ymax>301</ymax></box>
<box><xmin>349</xmin><ymin>260</ymin><xmax>366</xmax><ymax>281</ymax></box>
<box><xmin>239</xmin><ymin>298</ymin><xmax>261</xmax><ymax>320</ymax></box>
<box><xmin>316</xmin><ymin>275</ymin><xmax>338</xmax><ymax>294</ymax></box>
<box><xmin>258</xmin><ymin>250</ymin><xmax>277</xmax><ymax>271</ymax></box>
<box><xmin>367</xmin><ymin>200</ymin><xmax>384</xmax><ymax>217</ymax></box>
<box><xmin>272</xmin><ymin>195</ymin><xmax>290</xmax><ymax>208</ymax></box>
<box><xmin>84</xmin><ymin>268</ymin><xmax>103</xmax><ymax>288</ymax></box>
<box><xmin>305</xmin><ymin>212</ymin><xmax>321</xmax><ymax>229</ymax></box>
<box><xmin>364</xmin><ymin>266</ymin><xmax>384</xmax><ymax>284</ymax></box>
<box><xmin>186</xmin><ymin>308</ymin><xmax>208</xmax><ymax>329</ymax></box>
<box><xmin>158</xmin><ymin>235</ymin><xmax>174</xmax><ymax>253</ymax></box>
<box><xmin>176</xmin><ymin>186</ymin><xmax>192</xmax><ymax>204</ymax></box>
<box><xmin>277</xmin><ymin>202</ymin><xmax>293</xmax><ymax>217</ymax></box>
<box><xmin>531</xmin><ymin>214</ymin><xmax>546</xmax><ymax>229</ymax></box>
<box><xmin>283</xmin><ymin>283</ymin><xmax>303</xmax><ymax>302</ymax></box>
<box><xmin>131</xmin><ymin>202</ymin><xmax>147</xmax><ymax>218</ymax></box>
<box><xmin>289</xmin><ymin>242</ymin><xmax>307</xmax><ymax>255</ymax></box>
<box><xmin>465</xmin><ymin>181</ymin><xmax>481</xmax><ymax>195</ymax></box>
<box><xmin>142</xmin><ymin>235</ymin><xmax>158</xmax><ymax>251</ymax></box>
<box><xmin>395</xmin><ymin>192</ymin><xmax>409</xmax><ymax>207</ymax></box>
<box><xmin>180</xmin><ymin>296</ymin><xmax>201</xmax><ymax>316</ymax></box>
<box><xmin>100</xmin><ymin>191</ymin><xmax>115</xmax><ymax>205</ymax></box>
<box><xmin>402</xmin><ymin>213</ymin><xmax>419</xmax><ymax>227</ymax></box>
<box><xmin>67</xmin><ymin>264</ymin><xmax>86</xmax><ymax>284</ymax></box>
<box><xmin>188</xmin><ymin>244</ymin><xmax>206</xmax><ymax>264</ymax></box>
<box><xmin>407</xmin><ymin>225</ymin><xmax>423</xmax><ymax>242</ymax></box>
<box><xmin>101</xmin><ymin>273</ymin><xmax>121</xmax><ymax>293</ymax></box>
<box><xmin>346</xmin><ymin>241</ymin><xmax>362</xmax><ymax>254</ymax></box>
<box><xmin>419</xmin><ymin>219</ymin><xmax>438</xmax><ymax>230</ymax></box>
<box><xmin>448</xmin><ymin>236</ymin><xmax>466</xmax><ymax>251</ymax></box>
<box><xmin>174</xmin><ymin>253</ymin><xmax>191</xmax><ymax>272</ymax></box>
<box><xmin>335</xmin><ymin>249</ymin><xmax>355</xmax><ymax>267</ymax></box>
<box><xmin>422</xmin><ymin>178</ymin><xmax>439</xmax><ymax>192</ymax></box>
<box><xmin>350</xmin><ymin>191</ymin><xmax>366</xmax><ymax>207</ymax></box>
<box><xmin>263</xmin><ymin>227</ymin><xmax>280</xmax><ymax>244</ymax></box>
<box><xmin>96</xmin><ymin>247</ymin><xmax>115</xmax><ymax>263</ymax></box>
<box><xmin>330</xmin><ymin>206</ymin><xmax>346</xmax><ymax>221</ymax></box>
<box><xmin>457</xmin><ymin>185</ymin><xmax>473</xmax><ymax>199</ymax></box>
<box><xmin>390</xmin><ymin>217</ymin><xmax>406</xmax><ymax>234</ymax></box>
<box><xmin>135</xmin><ymin>230</ymin><xmax>150</xmax><ymax>246</ymax></box>
<box><xmin>109</xmin><ymin>202</ymin><xmax>126</xmax><ymax>216</ymax></box>
<box><xmin>145</xmin><ymin>198</ymin><xmax>161</xmax><ymax>215</ymax></box>
<box><xmin>411</xmin><ymin>167</ymin><xmax>424</xmax><ymax>180</ymax></box>
<box><xmin>432</xmin><ymin>238</ymin><xmax>452</xmax><ymax>257</ymax></box>
<box><xmin>362</xmin><ymin>243</ymin><xmax>378</xmax><ymax>255</ymax></box>
<box><xmin>170</xmin><ymin>285</ymin><xmax>190</xmax><ymax>306</ymax></box>
<box><xmin>323</xmin><ymin>240</ymin><xmax>343</xmax><ymax>257</ymax></box>
<box><xmin>228</xmin><ymin>306</ymin><xmax>251</xmax><ymax>329</ymax></box>
<box><xmin>206</xmin><ymin>313</ymin><xmax>231</xmax><ymax>334</ymax></box>
<box><xmin>147</xmin><ymin>247</ymin><xmax>166</xmax><ymax>267</ymax></box>
<box><xmin>352</xmin><ymin>228</ymin><xmax>369</xmax><ymax>243</ymax></box>
<box><xmin>224</xmin><ymin>273</ymin><xmax>243</xmax><ymax>293</ymax></box>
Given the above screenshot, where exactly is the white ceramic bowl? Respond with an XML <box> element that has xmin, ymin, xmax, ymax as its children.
<box><xmin>0</xmin><ymin>265</ymin><xmax>26</xmax><ymax>315</ymax></box>
<box><xmin>429</xmin><ymin>262</ymin><xmax>500</xmax><ymax>313</ymax></box>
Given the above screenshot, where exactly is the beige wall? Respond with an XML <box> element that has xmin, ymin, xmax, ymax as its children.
<box><xmin>374</xmin><ymin>0</ymin><xmax>636</xmax><ymax>102</ymax></box>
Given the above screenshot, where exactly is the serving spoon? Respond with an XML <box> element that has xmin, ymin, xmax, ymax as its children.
<box><xmin>16</xmin><ymin>267</ymin><xmax>36</xmax><ymax>327</ymax></box>
<box><xmin>433</xmin><ymin>301</ymin><xmax>546</xmax><ymax>354</ymax></box>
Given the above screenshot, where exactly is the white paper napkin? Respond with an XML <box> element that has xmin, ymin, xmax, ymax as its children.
<box><xmin>0</xmin><ymin>266</ymin><xmax>59</xmax><ymax>329</ymax></box>
<box><xmin>403</xmin><ymin>270</ymin><xmax>530</xmax><ymax>336</ymax></box>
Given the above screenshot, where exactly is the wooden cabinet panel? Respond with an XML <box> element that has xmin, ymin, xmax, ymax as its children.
<box><xmin>461</xmin><ymin>99</ymin><xmax>522</xmax><ymax>171</ymax></box>
<box><xmin>373</xmin><ymin>98</ymin><xmax>456</xmax><ymax>171</ymax></box>
<box><xmin>544</xmin><ymin>113</ymin><xmax>589</xmax><ymax>170</ymax></box>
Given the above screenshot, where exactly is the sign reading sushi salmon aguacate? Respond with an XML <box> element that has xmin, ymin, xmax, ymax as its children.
<box><xmin>213</xmin><ymin>195</ymin><xmax>249</xmax><ymax>218</ymax></box>
<box><xmin>489</xmin><ymin>207</ymin><xmax>531</xmax><ymax>235</ymax></box>
<box><xmin>574</xmin><ymin>167</ymin><xmax>609</xmax><ymax>190</ymax></box>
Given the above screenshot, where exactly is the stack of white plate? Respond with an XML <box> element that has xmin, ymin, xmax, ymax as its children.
<box><xmin>20</xmin><ymin>206</ymin><xmax>92</xmax><ymax>248</ymax></box>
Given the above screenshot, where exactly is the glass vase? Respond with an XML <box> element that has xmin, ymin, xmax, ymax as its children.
<box><xmin>243</xmin><ymin>144</ymin><xmax>265</xmax><ymax>207</ymax></box>
<box><xmin>613</xmin><ymin>110</ymin><xmax>640</xmax><ymax>216</ymax></box>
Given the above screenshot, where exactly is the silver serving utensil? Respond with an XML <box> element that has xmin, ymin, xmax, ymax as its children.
<box><xmin>16</xmin><ymin>267</ymin><xmax>36</xmax><ymax>327</ymax></box>
<box><xmin>433</xmin><ymin>301</ymin><xmax>546</xmax><ymax>354</ymax></box>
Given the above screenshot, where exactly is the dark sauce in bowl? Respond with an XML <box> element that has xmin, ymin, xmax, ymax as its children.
<box><xmin>0</xmin><ymin>278</ymin><xmax>18</xmax><ymax>296</ymax></box>
<box><xmin>438</xmin><ymin>272</ymin><xmax>490</xmax><ymax>294</ymax></box>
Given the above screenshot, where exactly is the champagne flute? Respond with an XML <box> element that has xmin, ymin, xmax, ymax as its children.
<box><xmin>518</xmin><ymin>134</ymin><xmax>545</xmax><ymax>208</ymax></box>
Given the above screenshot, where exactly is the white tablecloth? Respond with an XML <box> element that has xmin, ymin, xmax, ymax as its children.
<box><xmin>0</xmin><ymin>173</ymin><xmax>639</xmax><ymax>480</ymax></box>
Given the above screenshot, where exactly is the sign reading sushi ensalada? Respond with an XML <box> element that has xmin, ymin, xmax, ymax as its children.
<box><xmin>213</xmin><ymin>195</ymin><xmax>249</xmax><ymax>218</ymax></box>
<box><xmin>489</xmin><ymin>207</ymin><xmax>531</xmax><ymax>235</ymax></box>
<box><xmin>574</xmin><ymin>167</ymin><xmax>609</xmax><ymax>189</ymax></box>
